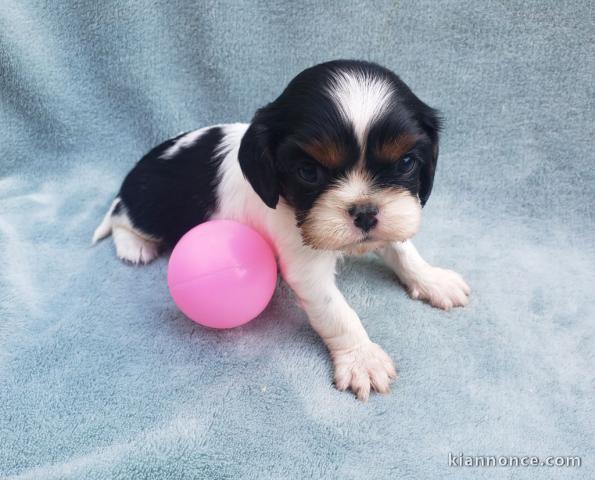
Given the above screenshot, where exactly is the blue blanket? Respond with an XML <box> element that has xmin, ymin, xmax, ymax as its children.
<box><xmin>1</xmin><ymin>1</ymin><xmax>593</xmax><ymax>478</ymax></box>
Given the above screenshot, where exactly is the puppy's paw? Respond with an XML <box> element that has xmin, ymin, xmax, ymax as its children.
<box><xmin>332</xmin><ymin>342</ymin><xmax>397</xmax><ymax>401</ymax></box>
<box><xmin>407</xmin><ymin>267</ymin><xmax>470</xmax><ymax>310</ymax></box>
<box><xmin>112</xmin><ymin>227</ymin><xmax>159</xmax><ymax>265</ymax></box>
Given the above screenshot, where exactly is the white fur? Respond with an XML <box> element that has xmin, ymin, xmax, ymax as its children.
<box><xmin>327</xmin><ymin>70</ymin><xmax>394</xmax><ymax>148</ymax></box>
<box><xmin>112</xmin><ymin>227</ymin><xmax>159</xmax><ymax>265</ymax></box>
<box><xmin>380</xmin><ymin>240</ymin><xmax>471</xmax><ymax>310</ymax></box>
<box><xmin>300</xmin><ymin>168</ymin><xmax>421</xmax><ymax>250</ymax></box>
<box><xmin>161</xmin><ymin>126</ymin><xmax>214</xmax><ymax>159</ymax></box>
<box><xmin>332</xmin><ymin>342</ymin><xmax>397</xmax><ymax>401</ymax></box>
<box><xmin>91</xmin><ymin>198</ymin><xmax>120</xmax><ymax>244</ymax></box>
<box><xmin>94</xmin><ymin>123</ymin><xmax>468</xmax><ymax>400</ymax></box>
<box><xmin>96</xmin><ymin>201</ymin><xmax>161</xmax><ymax>264</ymax></box>
<box><xmin>210</xmin><ymin>124</ymin><xmax>396</xmax><ymax>400</ymax></box>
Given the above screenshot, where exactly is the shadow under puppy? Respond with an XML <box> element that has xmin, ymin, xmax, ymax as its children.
<box><xmin>93</xmin><ymin>60</ymin><xmax>470</xmax><ymax>401</ymax></box>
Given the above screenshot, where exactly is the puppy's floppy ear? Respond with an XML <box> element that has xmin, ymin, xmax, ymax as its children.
<box><xmin>238</xmin><ymin>117</ymin><xmax>279</xmax><ymax>209</ymax></box>
<box><xmin>417</xmin><ymin>104</ymin><xmax>442</xmax><ymax>207</ymax></box>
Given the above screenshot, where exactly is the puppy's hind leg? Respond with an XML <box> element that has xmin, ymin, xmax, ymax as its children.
<box><xmin>93</xmin><ymin>198</ymin><xmax>161</xmax><ymax>265</ymax></box>
<box><xmin>112</xmin><ymin>226</ymin><xmax>160</xmax><ymax>265</ymax></box>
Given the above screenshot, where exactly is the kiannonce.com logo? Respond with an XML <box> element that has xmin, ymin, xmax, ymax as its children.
<box><xmin>448</xmin><ymin>453</ymin><xmax>582</xmax><ymax>468</ymax></box>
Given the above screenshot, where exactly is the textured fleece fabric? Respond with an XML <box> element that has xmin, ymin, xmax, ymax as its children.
<box><xmin>0</xmin><ymin>1</ymin><xmax>593</xmax><ymax>478</ymax></box>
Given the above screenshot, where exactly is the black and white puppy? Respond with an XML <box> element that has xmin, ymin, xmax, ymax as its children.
<box><xmin>93</xmin><ymin>60</ymin><xmax>470</xmax><ymax>401</ymax></box>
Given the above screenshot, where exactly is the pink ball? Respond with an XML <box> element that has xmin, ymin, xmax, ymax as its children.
<box><xmin>167</xmin><ymin>220</ymin><xmax>277</xmax><ymax>329</ymax></box>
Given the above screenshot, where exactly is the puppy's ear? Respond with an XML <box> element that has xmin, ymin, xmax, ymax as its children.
<box><xmin>238</xmin><ymin>118</ymin><xmax>279</xmax><ymax>209</ymax></box>
<box><xmin>417</xmin><ymin>104</ymin><xmax>442</xmax><ymax>207</ymax></box>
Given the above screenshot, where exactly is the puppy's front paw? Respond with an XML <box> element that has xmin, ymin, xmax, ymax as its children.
<box><xmin>332</xmin><ymin>342</ymin><xmax>397</xmax><ymax>401</ymax></box>
<box><xmin>408</xmin><ymin>267</ymin><xmax>470</xmax><ymax>310</ymax></box>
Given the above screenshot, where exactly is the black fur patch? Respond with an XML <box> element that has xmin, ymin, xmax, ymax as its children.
<box><xmin>117</xmin><ymin>127</ymin><xmax>224</xmax><ymax>246</ymax></box>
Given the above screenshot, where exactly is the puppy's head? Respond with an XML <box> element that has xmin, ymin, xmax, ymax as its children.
<box><xmin>239</xmin><ymin>60</ymin><xmax>441</xmax><ymax>253</ymax></box>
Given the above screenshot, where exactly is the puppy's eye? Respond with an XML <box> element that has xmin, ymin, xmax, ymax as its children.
<box><xmin>297</xmin><ymin>164</ymin><xmax>321</xmax><ymax>185</ymax></box>
<box><xmin>398</xmin><ymin>155</ymin><xmax>416</xmax><ymax>173</ymax></box>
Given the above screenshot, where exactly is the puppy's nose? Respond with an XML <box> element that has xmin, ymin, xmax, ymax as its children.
<box><xmin>348</xmin><ymin>204</ymin><xmax>379</xmax><ymax>232</ymax></box>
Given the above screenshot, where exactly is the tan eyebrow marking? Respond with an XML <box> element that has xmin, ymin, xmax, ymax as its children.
<box><xmin>299</xmin><ymin>139</ymin><xmax>346</xmax><ymax>169</ymax></box>
<box><xmin>375</xmin><ymin>133</ymin><xmax>422</xmax><ymax>162</ymax></box>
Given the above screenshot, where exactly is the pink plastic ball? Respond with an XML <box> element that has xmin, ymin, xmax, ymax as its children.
<box><xmin>167</xmin><ymin>220</ymin><xmax>277</xmax><ymax>329</ymax></box>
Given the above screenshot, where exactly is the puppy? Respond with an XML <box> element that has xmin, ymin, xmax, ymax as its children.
<box><xmin>93</xmin><ymin>60</ymin><xmax>470</xmax><ymax>401</ymax></box>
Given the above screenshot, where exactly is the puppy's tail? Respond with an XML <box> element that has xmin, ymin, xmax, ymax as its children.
<box><xmin>92</xmin><ymin>198</ymin><xmax>120</xmax><ymax>244</ymax></box>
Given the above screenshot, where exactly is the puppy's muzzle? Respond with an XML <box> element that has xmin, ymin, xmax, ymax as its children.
<box><xmin>349</xmin><ymin>203</ymin><xmax>379</xmax><ymax>232</ymax></box>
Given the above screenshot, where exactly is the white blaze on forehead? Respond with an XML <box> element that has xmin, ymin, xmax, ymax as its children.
<box><xmin>327</xmin><ymin>70</ymin><xmax>394</xmax><ymax>146</ymax></box>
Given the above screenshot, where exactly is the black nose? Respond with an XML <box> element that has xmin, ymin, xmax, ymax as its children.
<box><xmin>348</xmin><ymin>204</ymin><xmax>379</xmax><ymax>232</ymax></box>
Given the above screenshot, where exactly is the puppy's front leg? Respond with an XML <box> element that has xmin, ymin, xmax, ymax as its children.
<box><xmin>380</xmin><ymin>240</ymin><xmax>470</xmax><ymax>310</ymax></box>
<box><xmin>281</xmin><ymin>249</ymin><xmax>396</xmax><ymax>401</ymax></box>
